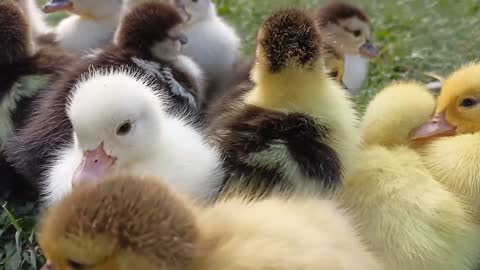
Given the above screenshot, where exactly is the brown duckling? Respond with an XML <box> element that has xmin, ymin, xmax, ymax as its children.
<box><xmin>0</xmin><ymin>0</ymin><xmax>76</xmax><ymax>200</ymax></box>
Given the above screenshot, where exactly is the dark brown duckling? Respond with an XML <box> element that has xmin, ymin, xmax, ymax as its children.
<box><xmin>0</xmin><ymin>0</ymin><xmax>76</xmax><ymax>200</ymax></box>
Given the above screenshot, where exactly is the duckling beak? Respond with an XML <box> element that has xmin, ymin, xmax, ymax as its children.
<box><xmin>72</xmin><ymin>143</ymin><xmax>116</xmax><ymax>186</ymax></box>
<box><xmin>359</xmin><ymin>40</ymin><xmax>379</xmax><ymax>58</ymax></box>
<box><xmin>178</xmin><ymin>34</ymin><xmax>188</xmax><ymax>45</ymax></box>
<box><xmin>409</xmin><ymin>112</ymin><xmax>457</xmax><ymax>141</ymax></box>
<box><xmin>42</xmin><ymin>0</ymin><xmax>73</xmax><ymax>13</ymax></box>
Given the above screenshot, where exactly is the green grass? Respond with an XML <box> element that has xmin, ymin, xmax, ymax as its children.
<box><xmin>2</xmin><ymin>0</ymin><xmax>480</xmax><ymax>269</ymax></box>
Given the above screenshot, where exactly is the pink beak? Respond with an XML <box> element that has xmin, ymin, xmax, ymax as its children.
<box><xmin>40</xmin><ymin>262</ymin><xmax>54</xmax><ymax>270</ymax></box>
<box><xmin>409</xmin><ymin>112</ymin><xmax>457</xmax><ymax>141</ymax></box>
<box><xmin>359</xmin><ymin>40</ymin><xmax>380</xmax><ymax>58</ymax></box>
<box><xmin>72</xmin><ymin>143</ymin><xmax>116</xmax><ymax>186</ymax></box>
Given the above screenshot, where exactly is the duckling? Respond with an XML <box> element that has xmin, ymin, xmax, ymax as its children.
<box><xmin>339</xmin><ymin>144</ymin><xmax>480</xmax><ymax>270</ymax></box>
<box><xmin>43</xmin><ymin>67</ymin><xmax>222</xmax><ymax>205</ymax></box>
<box><xmin>207</xmin><ymin>9</ymin><xmax>360</xmax><ymax>198</ymax></box>
<box><xmin>340</xmin><ymin>77</ymin><xmax>480</xmax><ymax>270</ymax></box>
<box><xmin>38</xmin><ymin>174</ymin><xmax>383</xmax><ymax>270</ymax></box>
<box><xmin>42</xmin><ymin>0</ymin><xmax>123</xmax><ymax>55</ymax></box>
<box><xmin>174</xmin><ymin>0</ymin><xmax>241</xmax><ymax>102</ymax></box>
<box><xmin>410</xmin><ymin>62</ymin><xmax>480</xmax><ymax>222</ymax></box>
<box><xmin>316</xmin><ymin>1</ymin><xmax>379</xmax><ymax>93</ymax></box>
<box><xmin>360</xmin><ymin>81</ymin><xmax>436</xmax><ymax>147</ymax></box>
<box><xmin>4</xmin><ymin>2</ymin><xmax>204</xmax><ymax>186</ymax></box>
<box><xmin>0</xmin><ymin>0</ymin><xmax>76</xmax><ymax>198</ymax></box>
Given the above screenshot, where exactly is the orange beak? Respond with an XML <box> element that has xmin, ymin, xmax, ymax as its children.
<box><xmin>410</xmin><ymin>112</ymin><xmax>457</xmax><ymax>141</ymax></box>
<box><xmin>72</xmin><ymin>143</ymin><xmax>116</xmax><ymax>186</ymax></box>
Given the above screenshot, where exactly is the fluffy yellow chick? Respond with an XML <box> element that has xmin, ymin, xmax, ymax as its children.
<box><xmin>339</xmin><ymin>144</ymin><xmax>480</xmax><ymax>270</ymax></box>
<box><xmin>410</xmin><ymin>62</ymin><xmax>480</xmax><ymax>223</ymax></box>
<box><xmin>38</xmin><ymin>174</ymin><xmax>383</xmax><ymax>270</ymax></box>
<box><xmin>361</xmin><ymin>81</ymin><xmax>436</xmax><ymax>147</ymax></box>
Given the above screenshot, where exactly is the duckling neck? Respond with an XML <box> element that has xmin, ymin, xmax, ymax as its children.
<box><xmin>245</xmin><ymin>61</ymin><xmax>330</xmax><ymax>113</ymax></box>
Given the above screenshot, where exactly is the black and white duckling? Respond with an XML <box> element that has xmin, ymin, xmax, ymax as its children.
<box><xmin>207</xmin><ymin>8</ymin><xmax>360</xmax><ymax>198</ymax></box>
<box><xmin>4</xmin><ymin>2</ymin><xmax>204</xmax><ymax>186</ymax></box>
<box><xmin>316</xmin><ymin>1</ymin><xmax>379</xmax><ymax>93</ymax></box>
<box><xmin>0</xmin><ymin>0</ymin><xmax>76</xmax><ymax>199</ymax></box>
<box><xmin>41</xmin><ymin>0</ymin><xmax>123</xmax><ymax>55</ymax></box>
<box><xmin>43</xmin><ymin>67</ymin><xmax>222</xmax><ymax>206</ymax></box>
<box><xmin>38</xmin><ymin>174</ymin><xmax>383</xmax><ymax>270</ymax></box>
<box><xmin>174</xmin><ymin>0</ymin><xmax>241</xmax><ymax>102</ymax></box>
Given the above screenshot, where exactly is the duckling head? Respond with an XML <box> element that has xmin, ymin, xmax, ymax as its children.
<box><xmin>317</xmin><ymin>1</ymin><xmax>378</xmax><ymax>59</ymax></box>
<box><xmin>66</xmin><ymin>67</ymin><xmax>166</xmax><ymax>185</ymax></box>
<box><xmin>42</xmin><ymin>0</ymin><xmax>122</xmax><ymax>20</ymax></box>
<box><xmin>114</xmin><ymin>2</ymin><xmax>188</xmax><ymax>62</ymax></box>
<box><xmin>254</xmin><ymin>8</ymin><xmax>323</xmax><ymax>77</ymax></box>
<box><xmin>174</xmin><ymin>0</ymin><xmax>212</xmax><ymax>23</ymax></box>
<box><xmin>411</xmin><ymin>62</ymin><xmax>480</xmax><ymax>141</ymax></box>
<box><xmin>38</xmin><ymin>174</ymin><xmax>198</xmax><ymax>270</ymax></box>
<box><xmin>0</xmin><ymin>0</ymin><xmax>34</xmax><ymax>65</ymax></box>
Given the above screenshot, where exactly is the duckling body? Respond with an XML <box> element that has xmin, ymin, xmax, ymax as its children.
<box><xmin>42</xmin><ymin>0</ymin><xmax>123</xmax><ymax>55</ymax></box>
<box><xmin>208</xmin><ymin>9</ymin><xmax>359</xmax><ymax>198</ymax></box>
<box><xmin>38</xmin><ymin>174</ymin><xmax>383</xmax><ymax>270</ymax></box>
<box><xmin>4</xmin><ymin>3</ymin><xmax>204</xmax><ymax>191</ymax></box>
<box><xmin>340</xmin><ymin>145</ymin><xmax>480</xmax><ymax>270</ymax></box>
<box><xmin>175</xmin><ymin>0</ymin><xmax>240</xmax><ymax>102</ymax></box>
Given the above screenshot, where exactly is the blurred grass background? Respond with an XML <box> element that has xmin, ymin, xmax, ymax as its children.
<box><xmin>1</xmin><ymin>0</ymin><xmax>479</xmax><ymax>269</ymax></box>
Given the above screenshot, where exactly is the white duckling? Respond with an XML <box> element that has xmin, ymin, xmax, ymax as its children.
<box><xmin>174</xmin><ymin>0</ymin><xmax>241</xmax><ymax>101</ymax></box>
<box><xmin>43</xmin><ymin>67</ymin><xmax>223</xmax><ymax>206</ymax></box>
<box><xmin>42</xmin><ymin>0</ymin><xmax>123</xmax><ymax>55</ymax></box>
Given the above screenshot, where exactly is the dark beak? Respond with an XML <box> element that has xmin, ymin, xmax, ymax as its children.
<box><xmin>359</xmin><ymin>40</ymin><xmax>380</xmax><ymax>58</ymax></box>
<box><xmin>178</xmin><ymin>34</ymin><xmax>188</xmax><ymax>45</ymax></box>
<box><xmin>409</xmin><ymin>112</ymin><xmax>457</xmax><ymax>141</ymax></box>
<box><xmin>42</xmin><ymin>0</ymin><xmax>73</xmax><ymax>13</ymax></box>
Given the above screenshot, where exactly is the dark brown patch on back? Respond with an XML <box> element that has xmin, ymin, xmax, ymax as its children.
<box><xmin>208</xmin><ymin>97</ymin><xmax>342</xmax><ymax>198</ymax></box>
<box><xmin>116</xmin><ymin>2</ymin><xmax>183</xmax><ymax>58</ymax></box>
<box><xmin>316</xmin><ymin>1</ymin><xmax>369</xmax><ymax>27</ymax></box>
<box><xmin>0</xmin><ymin>1</ymin><xmax>31</xmax><ymax>65</ymax></box>
<box><xmin>38</xmin><ymin>174</ymin><xmax>198</xmax><ymax>268</ymax></box>
<box><xmin>259</xmin><ymin>9</ymin><xmax>321</xmax><ymax>73</ymax></box>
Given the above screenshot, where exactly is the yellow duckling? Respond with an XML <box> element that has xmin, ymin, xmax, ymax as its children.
<box><xmin>360</xmin><ymin>81</ymin><xmax>436</xmax><ymax>147</ymax></box>
<box><xmin>38</xmin><ymin>174</ymin><xmax>383</xmax><ymax>270</ymax></box>
<box><xmin>339</xmin><ymin>80</ymin><xmax>480</xmax><ymax>270</ymax></box>
<box><xmin>411</xmin><ymin>61</ymin><xmax>480</xmax><ymax>222</ymax></box>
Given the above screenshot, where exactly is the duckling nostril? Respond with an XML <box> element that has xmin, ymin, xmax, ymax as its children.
<box><xmin>94</xmin><ymin>159</ymin><xmax>99</xmax><ymax>164</ymax></box>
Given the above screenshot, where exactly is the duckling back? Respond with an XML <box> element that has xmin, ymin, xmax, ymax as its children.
<box><xmin>195</xmin><ymin>195</ymin><xmax>383</xmax><ymax>270</ymax></box>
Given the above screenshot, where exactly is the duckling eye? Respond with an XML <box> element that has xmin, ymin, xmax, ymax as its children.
<box><xmin>116</xmin><ymin>121</ymin><xmax>132</xmax><ymax>136</ymax></box>
<box><xmin>460</xmin><ymin>98</ymin><xmax>478</xmax><ymax>108</ymax></box>
<box><xmin>352</xmin><ymin>30</ymin><xmax>362</xmax><ymax>37</ymax></box>
<box><xmin>67</xmin><ymin>260</ymin><xmax>84</xmax><ymax>270</ymax></box>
